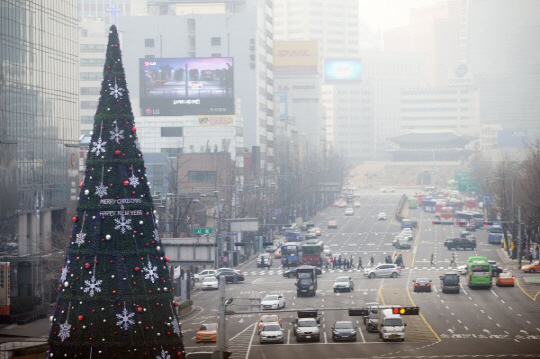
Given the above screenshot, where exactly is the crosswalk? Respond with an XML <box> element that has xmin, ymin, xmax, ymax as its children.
<box><xmin>240</xmin><ymin>267</ymin><xmax>461</xmax><ymax>277</ymax></box>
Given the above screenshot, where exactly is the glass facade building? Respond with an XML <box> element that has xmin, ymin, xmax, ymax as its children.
<box><xmin>0</xmin><ymin>1</ymin><xmax>78</xmax><ymax>298</ymax></box>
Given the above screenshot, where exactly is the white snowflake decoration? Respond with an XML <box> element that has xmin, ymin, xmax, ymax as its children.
<box><xmin>135</xmin><ymin>139</ymin><xmax>141</xmax><ymax>151</ymax></box>
<box><xmin>153</xmin><ymin>228</ymin><xmax>160</xmax><ymax>241</ymax></box>
<box><xmin>156</xmin><ymin>349</ymin><xmax>171</xmax><ymax>359</ymax></box>
<box><xmin>143</xmin><ymin>259</ymin><xmax>159</xmax><ymax>283</ymax></box>
<box><xmin>58</xmin><ymin>320</ymin><xmax>71</xmax><ymax>342</ymax></box>
<box><xmin>60</xmin><ymin>266</ymin><xmax>68</xmax><ymax>283</ymax></box>
<box><xmin>95</xmin><ymin>183</ymin><xmax>108</xmax><ymax>198</ymax></box>
<box><xmin>172</xmin><ymin>318</ymin><xmax>181</xmax><ymax>336</ymax></box>
<box><xmin>114</xmin><ymin>215</ymin><xmax>132</xmax><ymax>234</ymax></box>
<box><xmin>128</xmin><ymin>174</ymin><xmax>140</xmax><ymax>188</ymax></box>
<box><xmin>83</xmin><ymin>275</ymin><xmax>102</xmax><ymax>297</ymax></box>
<box><xmin>75</xmin><ymin>232</ymin><xmax>86</xmax><ymax>247</ymax></box>
<box><xmin>116</xmin><ymin>307</ymin><xmax>135</xmax><ymax>330</ymax></box>
<box><xmin>109</xmin><ymin>80</ymin><xmax>124</xmax><ymax>99</ymax></box>
<box><xmin>110</xmin><ymin>124</ymin><xmax>124</xmax><ymax>144</ymax></box>
<box><xmin>91</xmin><ymin>137</ymin><xmax>107</xmax><ymax>156</ymax></box>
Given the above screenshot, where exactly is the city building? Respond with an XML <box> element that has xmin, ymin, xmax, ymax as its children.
<box><xmin>0</xmin><ymin>1</ymin><xmax>79</xmax><ymax>299</ymax></box>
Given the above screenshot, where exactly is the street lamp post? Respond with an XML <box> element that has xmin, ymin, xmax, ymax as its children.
<box><xmin>214</xmin><ymin>190</ymin><xmax>221</xmax><ymax>268</ymax></box>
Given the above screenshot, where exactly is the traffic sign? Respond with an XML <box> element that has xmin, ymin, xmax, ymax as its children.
<box><xmin>193</xmin><ymin>227</ymin><xmax>214</xmax><ymax>235</ymax></box>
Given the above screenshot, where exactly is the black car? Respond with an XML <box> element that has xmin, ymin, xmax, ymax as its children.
<box><xmin>444</xmin><ymin>237</ymin><xmax>476</xmax><ymax>250</ymax></box>
<box><xmin>331</xmin><ymin>321</ymin><xmax>357</xmax><ymax>341</ymax></box>
<box><xmin>283</xmin><ymin>267</ymin><xmax>322</xmax><ymax>278</ymax></box>
<box><xmin>412</xmin><ymin>278</ymin><xmax>432</xmax><ymax>292</ymax></box>
<box><xmin>215</xmin><ymin>269</ymin><xmax>245</xmax><ymax>283</ymax></box>
<box><xmin>488</xmin><ymin>260</ymin><xmax>503</xmax><ymax>277</ymax></box>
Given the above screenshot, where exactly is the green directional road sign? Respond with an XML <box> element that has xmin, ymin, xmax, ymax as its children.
<box><xmin>193</xmin><ymin>227</ymin><xmax>214</xmax><ymax>235</ymax></box>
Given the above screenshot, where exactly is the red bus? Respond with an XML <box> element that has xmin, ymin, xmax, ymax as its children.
<box><xmin>464</xmin><ymin>197</ymin><xmax>477</xmax><ymax>210</ymax></box>
<box><xmin>301</xmin><ymin>240</ymin><xmax>324</xmax><ymax>267</ymax></box>
<box><xmin>439</xmin><ymin>207</ymin><xmax>455</xmax><ymax>223</ymax></box>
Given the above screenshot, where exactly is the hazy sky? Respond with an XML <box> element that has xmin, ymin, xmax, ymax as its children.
<box><xmin>358</xmin><ymin>0</ymin><xmax>446</xmax><ymax>30</ymax></box>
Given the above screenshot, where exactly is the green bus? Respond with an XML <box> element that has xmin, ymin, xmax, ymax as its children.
<box><xmin>467</xmin><ymin>256</ymin><xmax>492</xmax><ymax>288</ymax></box>
<box><xmin>408</xmin><ymin>198</ymin><xmax>418</xmax><ymax>209</ymax></box>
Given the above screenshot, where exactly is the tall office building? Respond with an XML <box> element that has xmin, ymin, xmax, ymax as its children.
<box><xmin>0</xmin><ymin>1</ymin><xmax>78</xmax><ymax>297</ymax></box>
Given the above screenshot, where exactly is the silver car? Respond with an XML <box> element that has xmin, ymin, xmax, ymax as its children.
<box><xmin>364</xmin><ymin>264</ymin><xmax>401</xmax><ymax>278</ymax></box>
<box><xmin>259</xmin><ymin>323</ymin><xmax>284</xmax><ymax>344</ymax></box>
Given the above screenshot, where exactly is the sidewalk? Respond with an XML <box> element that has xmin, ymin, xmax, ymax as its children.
<box><xmin>0</xmin><ymin>317</ymin><xmax>49</xmax><ymax>344</ymax></box>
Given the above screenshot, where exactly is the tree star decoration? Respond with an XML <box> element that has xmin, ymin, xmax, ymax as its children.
<box><xmin>116</xmin><ymin>306</ymin><xmax>135</xmax><ymax>330</ymax></box>
<box><xmin>91</xmin><ymin>137</ymin><xmax>107</xmax><ymax>156</ymax></box>
<box><xmin>109</xmin><ymin>79</ymin><xmax>124</xmax><ymax>99</ymax></box>
<box><xmin>95</xmin><ymin>183</ymin><xmax>108</xmax><ymax>198</ymax></box>
<box><xmin>58</xmin><ymin>320</ymin><xmax>71</xmax><ymax>342</ymax></box>
<box><xmin>171</xmin><ymin>318</ymin><xmax>181</xmax><ymax>336</ymax></box>
<box><xmin>110</xmin><ymin>124</ymin><xmax>124</xmax><ymax>144</ymax></box>
<box><xmin>114</xmin><ymin>215</ymin><xmax>132</xmax><ymax>234</ymax></box>
<box><xmin>156</xmin><ymin>349</ymin><xmax>171</xmax><ymax>359</ymax></box>
<box><xmin>128</xmin><ymin>174</ymin><xmax>139</xmax><ymax>188</ymax></box>
<box><xmin>83</xmin><ymin>274</ymin><xmax>102</xmax><ymax>297</ymax></box>
<box><xmin>75</xmin><ymin>232</ymin><xmax>86</xmax><ymax>247</ymax></box>
<box><xmin>143</xmin><ymin>258</ymin><xmax>159</xmax><ymax>283</ymax></box>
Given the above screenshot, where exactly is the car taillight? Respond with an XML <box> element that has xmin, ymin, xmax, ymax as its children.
<box><xmin>426</xmin><ymin>283</ymin><xmax>431</xmax><ymax>286</ymax></box>
<box><xmin>414</xmin><ymin>283</ymin><xmax>418</xmax><ymax>287</ymax></box>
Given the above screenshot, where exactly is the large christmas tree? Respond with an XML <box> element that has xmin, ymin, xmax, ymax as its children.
<box><xmin>47</xmin><ymin>25</ymin><xmax>186</xmax><ymax>359</ymax></box>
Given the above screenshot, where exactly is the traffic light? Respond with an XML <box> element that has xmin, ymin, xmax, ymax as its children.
<box><xmin>348</xmin><ymin>308</ymin><xmax>369</xmax><ymax>316</ymax></box>
<box><xmin>456</xmin><ymin>221</ymin><xmax>466</xmax><ymax>226</ymax></box>
<box><xmin>392</xmin><ymin>306</ymin><xmax>419</xmax><ymax>315</ymax></box>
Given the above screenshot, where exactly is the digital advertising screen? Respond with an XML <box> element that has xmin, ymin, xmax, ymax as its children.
<box><xmin>323</xmin><ymin>59</ymin><xmax>362</xmax><ymax>83</ymax></box>
<box><xmin>139</xmin><ymin>57</ymin><xmax>234</xmax><ymax>116</ymax></box>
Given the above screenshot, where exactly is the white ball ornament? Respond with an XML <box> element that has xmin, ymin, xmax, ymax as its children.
<box><xmin>49</xmin><ymin>316</ymin><xmax>54</xmax><ymax>321</ymax></box>
<box><xmin>89</xmin><ymin>131</ymin><xmax>93</xmax><ymax>135</ymax></box>
<box><xmin>84</xmin><ymin>189</ymin><xmax>89</xmax><ymax>195</ymax></box>
<box><xmin>63</xmin><ymin>281</ymin><xmax>69</xmax><ymax>287</ymax></box>
<box><xmin>139</xmin><ymin>221</ymin><xmax>144</xmax><ymax>225</ymax></box>
<box><xmin>106</xmin><ymin>234</ymin><xmax>111</xmax><ymax>240</ymax></box>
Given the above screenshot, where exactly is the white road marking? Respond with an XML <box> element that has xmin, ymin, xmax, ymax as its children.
<box><xmin>508</xmin><ymin>306</ymin><xmax>514</xmax><ymax>311</ymax></box>
<box><xmin>464</xmin><ymin>326</ymin><xmax>468</xmax><ymax>331</ymax></box>
<box><xmin>490</xmin><ymin>289</ymin><xmax>499</xmax><ymax>298</ymax></box>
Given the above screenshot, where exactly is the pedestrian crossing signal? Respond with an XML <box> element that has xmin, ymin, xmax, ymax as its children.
<box><xmin>392</xmin><ymin>306</ymin><xmax>420</xmax><ymax>315</ymax></box>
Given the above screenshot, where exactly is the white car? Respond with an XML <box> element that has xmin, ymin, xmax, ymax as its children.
<box><xmin>261</xmin><ymin>294</ymin><xmax>286</xmax><ymax>310</ymax></box>
<box><xmin>377</xmin><ymin>212</ymin><xmax>388</xmax><ymax>220</ymax></box>
<box><xmin>259</xmin><ymin>323</ymin><xmax>284</xmax><ymax>344</ymax></box>
<box><xmin>364</xmin><ymin>264</ymin><xmax>402</xmax><ymax>278</ymax></box>
<box><xmin>344</xmin><ymin>208</ymin><xmax>354</xmax><ymax>216</ymax></box>
<box><xmin>457</xmin><ymin>264</ymin><xmax>468</xmax><ymax>275</ymax></box>
<box><xmin>194</xmin><ymin>269</ymin><xmax>218</xmax><ymax>282</ymax></box>
<box><xmin>323</xmin><ymin>245</ymin><xmax>332</xmax><ymax>256</ymax></box>
<box><xmin>201</xmin><ymin>276</ymin><xmax>219</xmax><ymax>290</ymax></box>
<box><xmin>333</xmin><ymin>276</ymin><xmax>354</xmax><ymax>292</ymax></box>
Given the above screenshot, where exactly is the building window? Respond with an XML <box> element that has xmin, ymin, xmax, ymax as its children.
<box><xmin>81</xmin><ymin>87</ymin><xmax>101</xmax><ymax>95</ymax></box>
<box><xmin>81</xmin><ymin>72</ymin><xmax>102</xmax><ymax>81</ymax></box>
<box><xmin>161</xmin><ymin>127</ymin><xmax>183</xmax><ymax>137</ymax></box>
<box><xmin>211</xmin><ymin>53</ymin><xmax>221</xmax><ymax>58</ymax></box>
<box><xmin>81</xmin><ymin>116</ymin><xmax>94</xmax><ymax>124</ymax></box>
<box><xmin>80</xmin><ymin>44</ymin><xmax>106</xmax><ymax>53</ymax></box>
<box><xmin>145</xmin><ymin>39</ymin><xmax>155</xmax><ymax>47</ymax></box>
<box><xmin>145</xmin><ymin>54</ymin><xmax>155</xmax><ymax>59</ymax></box>
<box><xmin>80</xmin><ymin>58</ymin><xmax>104</xmax><ymax>67</ymax></box>
<box><xmin>81</xmin><ymin>101</ymin><xmax>99</xmax><ymax>109</ymax></box>
<box><xmin>160</xmin><ymin>148</ymin><xmax>182</xmax><ymax>156</ymax></box>
<box><xmin>188</xmin><ymin>171</ymin><xmax>217</xmax><ymax>183</ymax></box>
<box><xmin>211</xmin><ymin>37</ymin><xmax>221</xmax><ymax>46</ymax></box>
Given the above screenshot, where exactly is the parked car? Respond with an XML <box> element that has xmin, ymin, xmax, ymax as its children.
<box><xmin>259</xmin><ymin>323</ymin><xmax>284</xmax><ymax>344</ymax></box>
<box><xmin>327</xmin><ymin>220</ymin><xmax>338</xmax><ymax>229</ymax></box>
<box><xmin>260</xmin><ymin>294</ymin><xmax>286</xmax><ymax>310</ymax></box>
<box><xmin>521</xmin><ymin>260</ymin><xmax>540</xmax><ymax>273</ymax></box>
<box><xmin>333</xmin><ymin>276</ymin><xmax>354</xmax><ymax>292</ymax></box>
<box><xmin>496</xmin><ymin>272</ymin><xmax>515</xmax><ymax>287</ymax></box>
<box><xmin>194</xmin><ymin>269</ymin><xmax>217</xmax><ymax>282</ymax></box>
<box><xmin>331</xmin><ymin>320</ymin><xmax>357</xmax><ymax>342</ymax></box>
<box><xmin>257</xmin><ymin>314</ymin><xmax>282</xmax><ymax>333</ymax></box>
<box><xmin>412</xmin><ymin>278</ymin><xmax>432</xmax><ymax>292</ymax></box>
<box><xmin>196</xmin><ymin>323</ymin><xmax>218</xmax><ymax>343</ymax></box>
<box><xmin>364</xmin><ymin>264</ymin><xmax>401</xmax><ymax>278</ymax></box>
<box><xmin>377</xmin><ymin>212</ymin><xmax>388</xmax><ymax>220</ymax></box>
<box><xmin>201</xmin><ymin>276</ymin><xmax>219</xmax><ymax>290</ymax></box>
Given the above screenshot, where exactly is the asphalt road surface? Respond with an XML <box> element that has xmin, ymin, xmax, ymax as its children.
<box><xmin>181</xmin><ymin>189</ymin><xmax>540</xmax><ymax>359</ymax></box>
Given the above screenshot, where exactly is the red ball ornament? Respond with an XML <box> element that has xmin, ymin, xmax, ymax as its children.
<box><xmin>123</xmin><ymin>180</ymin><xmax>129</xmax><ymax>187</ymax></box>
<box><xmin>134</xmin><ymin>267</ymin><xmax>140</xmax><ymax>272</ymax></box>
<box><xmin>131</xmin><ymin>127</ymin><xmax>136</xmax><ymax>133</ymax></box>
<box><xmin>132</xmin><ymin>191</ymin><xmax>136</xmax><ymax>195</ymax></box>
<box><xmin>137</xmin><ymin>307</ymin><xmax>143</xmax><ymax>313</ymax></box>
<box><xmin>78</xmin><ymin>315</ymin><xmax>84</xmax><ymax>321</ymax></box>
<box><xmin>112</xmin><ymin>290</ymin><xmax>117</xmax><ymax>294</ymax></box>
<box><xmin>115</xmin><ymin>149</ymin><xmax>121</xmax><ymax>155</ymax></box>
<box><xmin>177</xmin><ymin>351</ymin><xmax>183</xmax><ymax>358</ymax></box>
<box><xmin>72</xmin><ymin>216</ymin><xmax>78</xmax><ymax>223</ymax></box>
<box><xmin>173</xmin><ymin>302</ymin><xmax>179</xmax><ymax>307</ymax></box>
<box><xmin>84</xmin><ymin>263</ymin><xmax>90</xmax><ymax>269</ymax></box>
<box><xmin>164</xmin><ymin>257</ymin><xmax>170</xmax><ymax>262</ymax></box>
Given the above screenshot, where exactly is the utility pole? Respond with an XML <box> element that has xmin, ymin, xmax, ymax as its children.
<box><xmin>517</xmin><ymin>206</ymin><xmax>522</xmax><ymax>267</ymax></box>
<box><xmin>217</xmin><ymin>275</ymin><xmax>227</xmax><ymax>359</ymax></box>
<box><xmin>215</xmin><ymin>190</ymin><xmax>220</xmax><ymax>268</ymax></box>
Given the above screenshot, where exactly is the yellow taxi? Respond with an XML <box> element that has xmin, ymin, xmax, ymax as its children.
<box><xmin>257</xmin><ymin>314</ymin><xmax>282</xmax><ymax>333</ymax></box>
<box><xmin>521</xmin><ymin>260</ymin><xmax>540</xmax><ymax>273</ymax></box>
<box><xmin>196</xmin><ymin>323</ymin><xmax>218</xmax><ymax>343</ymax></box>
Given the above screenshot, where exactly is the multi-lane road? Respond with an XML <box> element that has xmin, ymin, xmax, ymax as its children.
<box><xmin>181</xmin><ymin>190</ymin><xmax>540</xmax><ymax>358</ymax></box>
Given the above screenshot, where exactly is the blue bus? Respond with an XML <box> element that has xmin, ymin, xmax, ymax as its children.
<box><xmin>488</xmin><ymin>225</ymin><xmax>504</xmax><ymax>245</ymax></box>
<box><xmin>281</xmin><ymin>243</ymin><xmax>302</xmax><ymax>267</ymax></box>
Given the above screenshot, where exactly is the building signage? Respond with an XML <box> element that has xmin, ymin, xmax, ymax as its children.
<box><xmin>197</xmin><ymin>116</ymin><xmax>234</xmax><ymax>126</ymax></box>
<box><xmin>274</xmin><ymin>41</ymin><xmax>318</xmax><ymax>73</ymax></box>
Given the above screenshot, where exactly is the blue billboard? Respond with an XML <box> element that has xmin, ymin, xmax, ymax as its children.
<box><xmin>323</xmin><ymin>59</ymin><xmax>362</xmax><ymax>83</ymax></box>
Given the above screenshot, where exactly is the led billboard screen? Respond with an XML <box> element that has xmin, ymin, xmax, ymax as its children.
<box><xmin>140</xmin><ymin>57</ymin><xmax>234</xmax><ymax>116</ymax></box>
<box><xmin>323</xmin><ymin>59</ymin><xmax>362</xmax><ymax>83</ymax></box>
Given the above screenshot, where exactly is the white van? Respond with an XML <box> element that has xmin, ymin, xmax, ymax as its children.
<box><xmin>377</xmin><ymin>309</ymin><xmax>406</xmax><ymax>342</ymax></box>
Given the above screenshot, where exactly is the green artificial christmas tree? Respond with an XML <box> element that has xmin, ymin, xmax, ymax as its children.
<box><xmin>47</xmin><ymin>25</ymin><xmax>186</xmax><ymax>359</ymax></box>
